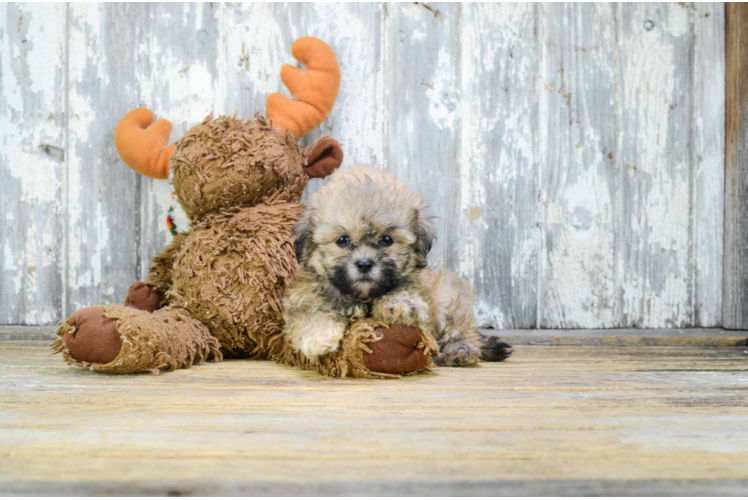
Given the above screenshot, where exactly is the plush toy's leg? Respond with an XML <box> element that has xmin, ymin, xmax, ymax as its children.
<box><xmin>124</xmin><ymin>281</ymin><xmax>165</xmax><ymax>312</ymax></box>
<box><xmin>274</xmin><ymin>319</ymin><xmax>439</xmax><ymax>379</ymax></box>
<box><xmin>51</xmin><ymin>305</ymin><xmax>222</xmax><ymax>374</ymax></box>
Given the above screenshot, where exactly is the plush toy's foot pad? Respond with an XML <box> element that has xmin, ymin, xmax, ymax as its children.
<box><xmin>63</xmin><ymin>307</ymin><xmax>123</xmax><ymax>364</ymax></box>
<box><xmin>363</xmin><ymin>325</ymin><xmax>430</xmax><ymax>374</ymax></box>
<box><xmin>124</xmin><ymin>281</ymin><xmax>164</xmax><ymax>312</ymax></box>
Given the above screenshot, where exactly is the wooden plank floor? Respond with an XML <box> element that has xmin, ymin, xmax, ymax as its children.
<box><xmin>2</xmin><ymin>339</ymin><xmax>748</xmax><ymax>495</ymax></box>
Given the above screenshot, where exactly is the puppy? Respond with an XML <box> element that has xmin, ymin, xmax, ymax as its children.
<box><xmin>282</xmin><ymin>166</ymin><xmax>511</xmax><ymax>366</ymax></box>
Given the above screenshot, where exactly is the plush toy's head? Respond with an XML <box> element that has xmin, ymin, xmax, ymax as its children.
<box><xmin>168</xmin><ymin>114</ymin><xmax>342</xmax><ymax>220</ymax></box>
<box><xmin>114</xmin><ymin>37</ymin><xmax>344</xmax><ymax>221</ymax></box>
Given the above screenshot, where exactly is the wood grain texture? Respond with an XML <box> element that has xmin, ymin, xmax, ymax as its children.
<box><xmin>137</xmin><ymin>3</ymin><xmax>222</xmax><ymax>278</ymax></box>
<box><xmin>295</xmin><ymin>3</ymin><xmax>385</xmax><ymax>201</ymax></box>
<box><xmin>0</xmin><ymin>3</ymin><xmax>730</xmax><ymax>328</ymax></box>
<box><xmin>0</xmin><ymin>3</ymin><xmax>66</xmax><ymax>325</ymax></box>
<box><xmin>460</xmin><ymin>3</ymin><xmax>540</xmax><ymax>328</ymax></box>
<box><xmin>724</xmin><ymin>3</ymin><xmax>748</xmax><ymax>329</ymax></box>
<box><xmin>384</xmin><ymin>2</ymin><xmax>460</xmax><ymax>276</ymax></box>
<box><xmin>66</xmin><ymin>4</ymin><xmax>145</xmax><ymax>312</ymax></box>
<box><xmin>2</xmin><ymin>340</ymin><xmax>748</xmax><ymax>495</ymax></box>
<box><xmin>4</xmin><ymin>324</ymin><xmax>747</xmax><ymax>347</ymax></box>
<box><xmin>223</xmin><ymin>3</ymin><xmax>384</xmax><ymax>200</ymax></box>
<box><xmin>539</xmin><ymin>3</ymin><xmax>619</xmax><ymax>328</ymax></box>
<box><xmin>618</xmin><ymin>3</ymin><xmax>694</xmax><ymax>328</ymax></box>
<box><xmin>692</xmin><ymin>3</ymin><xmax>725</xmax><ymax>327</ymax></box>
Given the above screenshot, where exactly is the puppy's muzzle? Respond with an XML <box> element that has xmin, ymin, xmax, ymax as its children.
<box><xmin>355</xmin><ymin>258</ymin><xmax>374</xmax><ymax>274</ymax></box>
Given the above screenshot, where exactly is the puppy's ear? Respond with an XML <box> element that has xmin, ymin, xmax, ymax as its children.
<box><xmin>412</xmin><ymin>209</ymin><xmax>435</xmax><ymax>268</ymax></box>
<box><xmin>292</xmin><ymin>212</ymin><xmax>315</xmax><ymax>264</ymax></box>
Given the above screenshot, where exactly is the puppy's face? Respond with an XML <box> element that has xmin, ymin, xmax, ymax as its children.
<box><xmin>314</xmin><ymin>220</ymin><xmax>414</xmax><ymax>301</ymax></box>
<box><xmin>294</xmin><ymin>167</ymin><xmax>434</xmax><ymax>302</ymax></box>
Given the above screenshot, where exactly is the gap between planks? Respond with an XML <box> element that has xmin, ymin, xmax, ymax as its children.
<box><xmin>1</xmin><ymin>325</ymin><xmax>746</xmax><ymax>347</ymax></box>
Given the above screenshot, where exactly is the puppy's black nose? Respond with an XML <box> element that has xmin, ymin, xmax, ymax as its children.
<box><xmin>355</xmin><ymin>258</ymin><xmax>374</xmax><ymax>274</ymax></box>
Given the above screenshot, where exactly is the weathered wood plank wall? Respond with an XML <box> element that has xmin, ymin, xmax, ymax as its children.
<box><xmin>1</xmin><ymin>3</ymin><xmax>66</xmax><ymax>325</ymax></box>
<box><xmin>724</xmin><ymin>3</ymin><xmax>748</xmax><ymax>329</ymax></box>
<box><xmin>0</xmin><ymin>3</ymin><xmax>726</xmax><ymax>328</ymax></box>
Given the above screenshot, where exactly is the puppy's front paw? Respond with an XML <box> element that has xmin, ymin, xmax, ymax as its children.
<box><xmin>296</xmin><ymin>319</ymin><xmax>347</xmax><ymax>363</ymax></box>
<box><xmin>435</xmin><ymin>339</ymin><xmax>482</xmax><ymax>367</ymax></box>
<box><xmin>300</xmin><ymin>335</ymin><xmax>340</xmax><ymax>363</ymax></box>
<box><xmin>376</xmin><ymin>302</ymin><xmax>420</xmax><ymax>327</ymax></box>
<box><xmin>372</xmin><ymin>292</ymin><xmax>429</xmax><ymax>327</ymax></box>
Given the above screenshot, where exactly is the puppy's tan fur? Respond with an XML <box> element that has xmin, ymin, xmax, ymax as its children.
<box><xmin>283</xmin><ymin>166</ymin><xmax>509</xmax><ymax>366</ymax></box>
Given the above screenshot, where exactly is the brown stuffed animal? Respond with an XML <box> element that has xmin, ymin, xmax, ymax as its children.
<box><xmin>51</xmin><ymin>37</ymin><xmax>434</xmax><ymax>378</ymax></box>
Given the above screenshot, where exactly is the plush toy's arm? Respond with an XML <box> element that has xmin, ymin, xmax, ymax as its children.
<box><xmin>143</xmin><ymin>230</ymin><xmax>189</xmax><ymax>292</ymax></box>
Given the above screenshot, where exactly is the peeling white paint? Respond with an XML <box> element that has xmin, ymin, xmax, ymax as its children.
<box><xmin>539</xmin><ymin>3</ymin><xmax>619</xmax><ymax>329</ymax></box>
<box><xmin>619</xmin><ymin>3</ymin><xmax>694</xmax><ymax>327</ymax></box>
<box><xmin>0</xmin><ymin>2</ymin><xmax>728</xmax><ymax>328</ymax></box>
<box><xmin>458</xmin><ymin>3</ymin><xmax>540</xmax><ymax>328</ymax></box>
<box><xmin>3</xmin><ymin>240</ymin><xmax>21</xmax><ymax>295</ymax></box>
<box><xmin>692</xmin><ymin>3</ymin><xmax>725</xmax><ymax>327</ymax></box>
<box><xmin>0</xmin><ymin>8</ymin><xmax>23</xmax><ymax>114</ymax></box>
<box><xmin>1</xmin><ymin>2</ymin><xmax>65</xmax><ymax>325</ymax></box>
<box><xmin>136</xmin><ymin>3</ymin><xmax>222</xmax><ymax>275</ymax></box>
<box><xmin>153</xmin><ymin>56</ymin><xmax>218</xmax><ymax>128</ymax></box>
<box><xmin>68</xmin><ymin>4</ymin><xmax>107</xmax><ymax>85</ymax></box>
<box><xmin>225</xmin><ymin>4</ymin><xmax>286</xmax><ymax>107</ymax></box>
<box><xmin>425</xmin><ymin>47</ymin><xmax>457</xmax><ymax>131</ymax></box>
<box><xmin>7</xmin><ymin>150</ymin><xmax>59</xmax><ymax>203</ymax></box>
<box><xmin>24</xmin><ymin>5</ymin><xmax>65</xmax><ymax>102</ymax></box>
<box><xmin>458</xmin><ymin>6</ymin><xmax>480</xmax><ymax>284</ymax></box>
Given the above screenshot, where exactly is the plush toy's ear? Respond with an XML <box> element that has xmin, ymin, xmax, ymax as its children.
<box><xmin>305</xmin><ymin>137</ymin><xmax>343</xmax><ymax>178</ymax></box>
<box><xmin>114</xmin><ymin>108</ymin><xmax>175</xmax><ymax>179</ymax></box>
<box><xmin>292</xmin><ymin>212</ymin><xmax>315</xmax><ymax>263</ymax></box>
<box><xmin>412</xmin><ymin>209</ymin><xmax>435</xmax><ymax>268</ymax></box>
<box><xmin>266</xmin><ymin>37</ymin><xmax>341</xmax><ymax>138</ymax></box>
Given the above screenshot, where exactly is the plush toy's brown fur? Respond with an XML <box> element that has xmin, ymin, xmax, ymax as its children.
<box><xmin>51</xmin><ymin>38</ymin><xmax>434</xmax><ymax>378</ymax></box>
<box><xmin>53</xmin><ymin>115</ymin><xmax>304</xmax><ymax>372</ymax></box>
<box><xmin>52</xmin><ymin>114</ymin><xmax>432</xmax><ymax>377</ymax></box>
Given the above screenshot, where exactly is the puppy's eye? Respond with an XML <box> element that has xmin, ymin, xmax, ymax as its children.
<box><xmin>379</xmin><ymin>235</ymin><xmax>394</xmax><ymax>247</ymax></box>
<box><xmin>336</xmin><ymin>235</ymin><xmax>351</xmax><ymax>248</ymax></box>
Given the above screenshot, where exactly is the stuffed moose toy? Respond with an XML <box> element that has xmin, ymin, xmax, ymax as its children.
<box><xmin>52</xmin><ymin>37</ymin><xmax>437</xmax><ymax>378</ymax></box>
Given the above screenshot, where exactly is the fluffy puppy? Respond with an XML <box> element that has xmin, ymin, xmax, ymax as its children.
<box><xmin>283</xmin><ymin>166</ymin><xmax>511</xmax><ymax>366</ymax></box>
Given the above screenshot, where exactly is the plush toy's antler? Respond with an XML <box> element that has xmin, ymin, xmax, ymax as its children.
<box><xmin>266</xmin><ymin>37</ymin><xmax>341</xmax><ymax>138</ymax></box>
<box><xmin>114</xmin><ymin>108</ymin><xmax>175</xmax><ymax>179</ymax></box>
